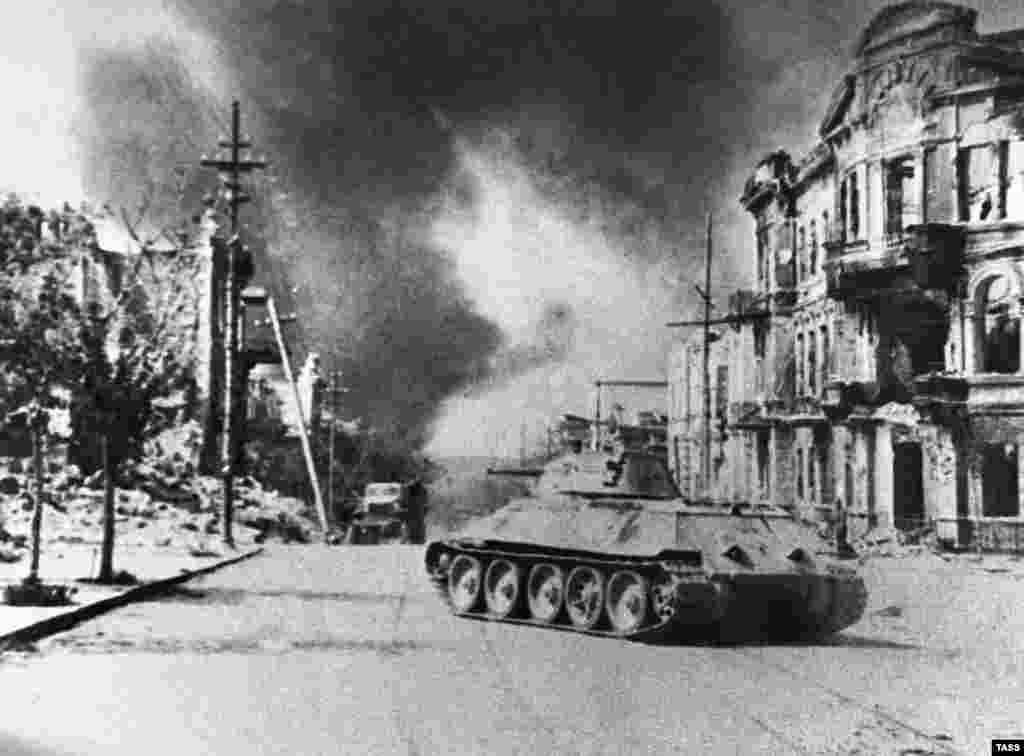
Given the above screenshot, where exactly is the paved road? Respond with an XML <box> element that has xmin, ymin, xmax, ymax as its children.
<box><xmin>0</xmin><ymin>545</ymin><xmax>1019</xmax><ymax>755</ymax></box>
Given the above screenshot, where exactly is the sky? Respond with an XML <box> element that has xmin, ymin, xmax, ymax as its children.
<box><xmin>2</xmin><ymin>0</ymin><xmax>1023</xmax><ymax>457</ymax></box>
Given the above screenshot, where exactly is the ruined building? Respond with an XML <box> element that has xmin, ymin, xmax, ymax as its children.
<box><xmin>669</xmin><ymin>2</ymin><xmax>1024</xmax><ymax>550</ymax></box>
<box><xmin>0</xmin><ymin>200</ymin><xmax>226</xmax><ymax>468</ymax></box>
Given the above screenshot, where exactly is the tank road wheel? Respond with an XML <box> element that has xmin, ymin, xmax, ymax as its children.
<box><xmin>651</xmin><ymin>574</ymin><xmax>677</xmax><ymax>622</ymax></box>
<box><xmin>606</xmin><ymin>570</ymin><xmax>650</xmax><ymax>635</ymax></box>
<box><xmin>448</xmin><ymin>554</ymin><xmax>484</xmax><ymax>613</ymax></box>
<box><xmin>527</xmin><ymin>563</ymin><xmax>566</xmax><ymax>624</ymax></box>
<box><xmin>565</xmin><ymin>565</ymin><xmax>605</xmax><ymax>630</ymax></box>
<box><xmin>484</xmin><ymin>559</ymin><xmax>523</xmax><ymax>618</ymax></box>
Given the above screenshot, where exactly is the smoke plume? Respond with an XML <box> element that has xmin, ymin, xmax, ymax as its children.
<box><xmin>10</xmin><ymin>0</ymin><xmax>1016</xmax><ymax>457</ymax></box>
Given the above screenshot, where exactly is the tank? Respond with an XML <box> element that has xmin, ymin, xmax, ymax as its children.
<box><xmin>424</xmin><ymin>449</ymin><xmax>867</xmax><ymax>642</ymax></box>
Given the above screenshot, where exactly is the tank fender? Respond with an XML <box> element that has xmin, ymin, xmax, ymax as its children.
<box><xmin>654</xmin><ymin>549</ymin><xmax>702</xmax><ymax>568</ymax></box>
<box><xmin>424</xmin><ymin>542</ymin><xmax>449</xmax><ymax>573</ymax></box>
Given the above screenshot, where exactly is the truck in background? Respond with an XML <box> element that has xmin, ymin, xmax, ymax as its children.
<box><xmin>344</xmin><ymin>480</ymin><xmax>428</xmax><ymax>545</ymax></box>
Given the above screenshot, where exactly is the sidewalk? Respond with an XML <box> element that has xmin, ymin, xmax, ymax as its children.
<box><xmin>0</xmin><ymin>543</ymin><xmax>262</xmax><ymax>648</ymax></box>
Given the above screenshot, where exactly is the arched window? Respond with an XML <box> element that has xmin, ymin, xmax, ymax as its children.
<box><xmin>795</xmin><ymin>447</ymin><xmax>804</xmax><ymax>500</ymax></box>
<box><xmin>798</xmin><ymin>226</ymin><xmax>806</xmax><ymax>281</ymax></box>
<box><xmin>809</xmin><ymin>219</ymin><xmax>818</xmax><ymax>274</ymax></box>
<box><xmin>796</xmin><ymin>332</ymin><xmax>805</xmax><ymax>395</ymax></box>
<box><xmin>975</xmin><ymin>273</ymin><xmax>1020</xmax><ymax>374</ymax></box>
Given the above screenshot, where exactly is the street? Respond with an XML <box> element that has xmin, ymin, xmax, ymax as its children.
<box><xmin>0</xmin><ymin>545</ymin><xmax>1020</xmax><ymax>755</ymax></box>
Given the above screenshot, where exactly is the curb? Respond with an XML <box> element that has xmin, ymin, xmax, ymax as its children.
<box><xmin>0</xmin><ymin>547</ymin><xmax>264</xmax><ymax>651</ymax></box>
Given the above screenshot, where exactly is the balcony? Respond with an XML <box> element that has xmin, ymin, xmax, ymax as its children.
<box><xmin>787</xmin><ymin>396</ymin><xmax>829</xmax><ymax>427</ymax></box>
<box><xmin>905</xmin><ymin>223</ymin><xmax>966</xmax><ymax>291</ymax></box>
<box><xmin>824</xmin><ymin>246</ymin><xmax>906</xmax><ymax>299</ymax></box>
<box><xmin>912</xmin><ymin>373</ymin><xmax>969</xmax><ymax>403</ymax></box>
<box><xmin>730</xmin><ymin>400</ymin><xmax>770</xmax><ymax>430</ymax></box>
<box><xmin>820</xmin><ymin>380</ymin><xmax>867</xmax><ymax>420</ymax></box>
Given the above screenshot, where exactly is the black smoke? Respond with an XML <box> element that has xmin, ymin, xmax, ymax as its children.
<box><xmin>72</xmin><ymin>0</ymin><xmax>787</xmax><ymax>449</ymax></box>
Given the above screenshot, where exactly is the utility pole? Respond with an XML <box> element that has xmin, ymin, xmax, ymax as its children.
<box><xmin>201</xmin><ymin>100</ymin><xmax>266</xmax><ymax>548</ymax></box>
<box><xmin>696</xmin><ymin>212</ymin><xmax>714</xmax><ymax>499</ymax></box>
<box><xmin>328</xmin><ymin>370</ymin><xmax>349</xmax><ymax>524</ymax></box>
<box><xmin>267</xmin><ymin>296</ymin><xmax>330</xmax><ymax>537</ymax></box>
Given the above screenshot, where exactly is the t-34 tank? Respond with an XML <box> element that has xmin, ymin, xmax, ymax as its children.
<box><xmin>424</xmin><ymin>450</ymin><xmax>867</xmax><ymax>642</ymax></box>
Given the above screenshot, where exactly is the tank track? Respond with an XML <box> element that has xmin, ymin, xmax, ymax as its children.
<box><xmin>426</xmin><ymin>542</ymin><xmax>706</xmax><ymax>642</ymax></box>
<box><xmin>426</xmin><ymin>543</ymin><xmax>867</xmax><ymax>643</ymax></box>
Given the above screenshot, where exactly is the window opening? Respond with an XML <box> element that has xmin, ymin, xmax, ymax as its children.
<box><xmin>795</xmin><ymin>447</ymin><xmax>804</xmax><ymax>500</ymax></box>
<box><xmin>982</xmin><ymin>442</ymin><xmax>1019</xmax><ymax>517</ymax></box>
<box><xmin>959</xmin><ymin>145</ymin><xmax>998</xmax><ymax>222</ymax></box>
<box><xmin>885</xmin><ymin>156</ymin><xmax>917</xmax><ymax>235</ymax></box>
<box><xmin>980</xmin><ymin>274</ymin><xmax>1020</xmax><ymax>374</ymax></box>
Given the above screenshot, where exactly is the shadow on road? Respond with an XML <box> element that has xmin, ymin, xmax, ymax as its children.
<box><xmin>645</xmin><ymin>630</ymin><xmax>921</xmax><ymax>650</ymax></box>
<box><xmin>718</xmin><ymin>633</ymin><xmax>921</xmax><ymax>650</ymax></box>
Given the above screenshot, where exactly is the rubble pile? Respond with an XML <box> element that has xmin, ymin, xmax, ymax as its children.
<box><xmin>851</xmin><ymin>525</ymin><xmax>948</xmax><ymax>561</ymax></box>
<box><xmin>0</xmin><ymin>451</ymin><xmax>320</xmax><ymax>560</ymax></box>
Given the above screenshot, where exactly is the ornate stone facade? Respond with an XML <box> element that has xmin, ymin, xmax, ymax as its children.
<box><xmin>670</xmin><ymin>2</ymin><xmax>1024</xmax><ymax>549</ymax></box>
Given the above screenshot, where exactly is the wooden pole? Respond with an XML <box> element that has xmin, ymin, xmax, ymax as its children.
<box><xmin>28</xmin><ymin>418</ymin><xmax>43</xmax><ymax>583</ymax></box>
<box><xmin>702</xmin><ymin>212</ymin><xmax>714</xmax><ymax>498</ymax></box>
<box><xmin>327</xmin><ymin>370</ymin><xmax>346</xmax><ymax>525</ymax></box>
<box><xmin>267</xmin><ymin>296</ymin><xmax>329</xmax><ymax>537</ymax></box>
<box><xmin>200</xmin><ymin>100</ymin><xmax>266</xmax><ymax>548</ymax></box>
<box><xmin>98</xmin><ymin>434</ymin><xmax>115</xmax><ymax>581</ymax></box>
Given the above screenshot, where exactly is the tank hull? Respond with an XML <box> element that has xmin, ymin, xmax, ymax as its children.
<box><xmin>425</xmin><ymin>496</ymin><xmax>867</xmax><ymax>642</ymax></box>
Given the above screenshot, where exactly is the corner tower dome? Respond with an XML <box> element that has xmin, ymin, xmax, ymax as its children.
<box><xmin>855</xmin><ymin>2</ymin><xmax>977</xmax><ymax>55</ymax></box>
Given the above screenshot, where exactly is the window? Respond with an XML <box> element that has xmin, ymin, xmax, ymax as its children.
<box><xmin>795</xmin><ymin>447</ymin><xmax>804</xmax><ymax>500</ymax></box>
<box><xmin>754</xmin><ymin>322</ymin><xmax>767</xmax><ymax>359</ymax></box>
<box><xmin>807</xmin><ymin>332</ymin><xmax>817</xmax><ymax>396</ymax></box>
<box><xmin>982</xmin><ymin>442</ymin><xmax>1019</xmax><ymax>517</ymax></box>
<box><xmin>809</xmin><ymin>219</ymin><xmax>818</xmax><ymax>275</ymax></box>
<box><xmin>756</xmin><ymin>226</ymin><xmax>770</xmax><ymax>292</ymax></box>
<box><xmin>959</xmin><ymin>144</ymin><xmax>1001</xmax><ymax>222</ymax></box>
<box><xmin>796</xmin><ymin>333</ymin><xmax>805</xmax><ymax>395</ymax></box>
<box><xmin>979</xmin><ymin>274</ymin><xmax>1020</xmax><ymax>374</ymax></box>
<box><xmin>797</xmin><ymin>226</ymin><xmax>806</xmax><ymax>282</ymax></box>
<box><xmin>808</xmin><ymin>445</ymin><xmax>817</xmax><ymax>502</ymax></box>
<box><xmin>817</xmin><ymin>442</ymin><xmax>830</xmax><ymax>505</ymax></box>
<box><xmin>848</xmin><ymin>172</ymin><xmax>860</xmax><ymax>238</ymax></box>
<box><xmin>1006</xmin><ymin>141</ymin><xmax>1024</xmax><ymax>219</ymax></box>
<box><xmin>820</xmin><ymin>324</ymin><xmax>830</xmax><ymax>392</ymax></box>
<box><xmin>838</xmin><ymin>180</ymin><xmax>847</xmax><ymax>242</ymax></box>
<box><xmin>715</xmin><ymin>365</ymin><xmax>729</xmax><ymax>419</ymax></box>
<box><xmin>885</xmin><ymin>156</ymin><xmax>917</xmax><ymax>235</ymax></box>
<box><xmin>757</xmin><ymin>432</ymin><xmax>770</xmax><ymax>498</ymax></box>
<box><xmin>822</xmin><ymin>210</ymin><xmax>830</xmax><ymax>246</ymax></box>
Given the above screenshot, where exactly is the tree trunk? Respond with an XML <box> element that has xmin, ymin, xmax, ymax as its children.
<box><xmin>28</xmin><ymin>427</ymin><xmax>44</xmax><ymax>583</ymax></box>
<box><xmin>98</xmin><ymin>434</ymin><xmax>115</xmax><ymax>583</ymax></box>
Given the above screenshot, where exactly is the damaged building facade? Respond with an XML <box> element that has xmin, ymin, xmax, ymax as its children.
<box><xmin>669</xmin><ymin>2</ymin><xmax>1024</xmax><ymax>550</ymax></box>
<box><xmin>0</xmin><ymin>203</ymin><xmax>232</xmax><ymax>471</ymax></box>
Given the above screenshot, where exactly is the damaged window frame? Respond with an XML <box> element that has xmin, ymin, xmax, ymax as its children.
<box><xmin>884</xmin><ymin>155</ymin><xmax>917</xmax><ymax>237</ymax></box>
<box><xmin>957</xmin><ymin>142</ymin><xmax>1008</xmax><ymax>223</ymax></box>
<box><xmin>981</xmin><ymin>442</ymin><xmax>1020</xmax><ymax>518</ymax></box>
<box><xmin>977</xmin><ymin>273</ymin><xmax>1020</xmax><ymax>375</ymax></box>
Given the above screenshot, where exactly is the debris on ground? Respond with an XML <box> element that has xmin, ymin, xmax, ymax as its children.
<box><xmin>0</xmin><ymin>444</ymin><xmax>321</xmax><ymax>555</ymax></box>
